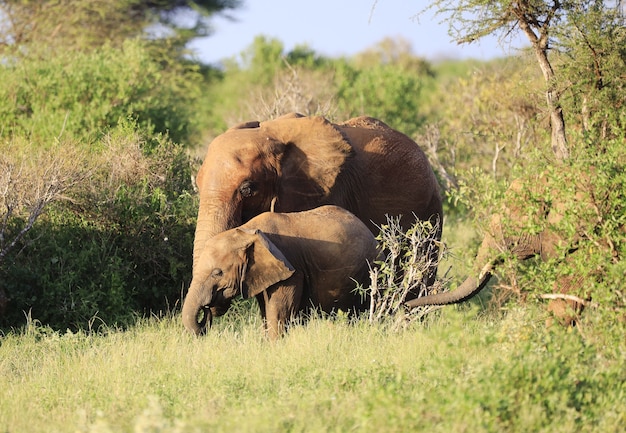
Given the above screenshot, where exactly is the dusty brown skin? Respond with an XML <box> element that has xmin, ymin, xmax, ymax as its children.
<box><xmin>182</xmin><ymin>205</ymin><xmax>379</xmax><ymax>340</ymax></box>
<box><xmin>406</xmin><ymin>175</ymin><xmax>594</xmax><ymax>311</ymax></box>
<box><xmin>192</xmin><ymin>113</ymin><xmax>442</xmax><ymax>300</ymax></box>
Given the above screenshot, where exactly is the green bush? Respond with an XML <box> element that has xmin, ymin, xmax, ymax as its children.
<box><xmin>0</xmin><ymin>39</ymin><xmax>204</xmax><ymax>146</ymax></box>
<box><xmin>0</xmin><ymin>36</ymin><xmax>207</xmax><ymax>330</ymax></box>
<box><xmin>530</xmin><ymin>139</ymin><xmax>625</xmax><ymax>324</ymax></box>
<box><xmin>450</xmin><ymin>136</ymin><xmax>626</xmax><ymax>326</ymax></box>
<box><xmin>202</xmin><ymin>37</ymin><xmax>434</xmax><ymax>137</ymax></box>
<box><xmin>334</xmin><ymin>61</ymin><xmax>427</xmax><ymax>137</ymax></box>
<box><xmin>0</xmin><ymin>124</ymin><xmax>197</xmax><ymax>331</ymax></box>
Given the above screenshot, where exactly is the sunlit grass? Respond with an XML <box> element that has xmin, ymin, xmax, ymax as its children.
<box><xmin>1</xmin><ymin>305</ymin><xmax>624</xmax><ymax>432</ymax></box>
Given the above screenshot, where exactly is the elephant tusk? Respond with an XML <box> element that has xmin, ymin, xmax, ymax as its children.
<box><xmin>270</xmin><ymin>196</ymin><xmax>277</xmax><ymax>213</ymax></box>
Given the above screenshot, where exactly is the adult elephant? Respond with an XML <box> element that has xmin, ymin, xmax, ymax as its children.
<box><xmin>192</xmin><ymin>113</ymin><xmax>442</xmax><ymax>300</ymax></box>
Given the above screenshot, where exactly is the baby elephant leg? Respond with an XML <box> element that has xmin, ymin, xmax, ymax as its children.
<box><xmin>263</xmin><ymin>273</ymin><xmax>304</xmax><ymax>340</ymax></box>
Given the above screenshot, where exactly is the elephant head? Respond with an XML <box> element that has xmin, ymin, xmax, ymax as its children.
<box><xmin>192</xmin><ymin>113</ymin><xmax>352</xmax><ymax>272</ymax></box>
<box><xmin>182</xmin><ymin>228</ymin><xmax>295</xmax><ymax>335</ymax></box>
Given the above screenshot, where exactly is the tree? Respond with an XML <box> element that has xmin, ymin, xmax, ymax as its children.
<box><xmin>351</xmin><ymin>36</ymin><xmax>435</xmax><ymax>77</ymax></box>
<box><xmin>424</xmin><ymin>1</ymin><xmax>623</xmax><ymax>161</ymax></box>
<box><xmin>422</xmin><ymin>1</ymin><xmax>626</xmax><ymax>325</ymax></box>
<box><xmin>424</xmin><ymin>58</ymin><xmax>545</xmax><ymax>180</ymax></box>
<box><xmin>0</xmin><ymin>0</ymin><xmax>240</xmax><ymax>58</ymax></box>
<box><xmin>554</xmin><ymin>3</ymin><xmax>626</xmax><ymax>141</ymax></box>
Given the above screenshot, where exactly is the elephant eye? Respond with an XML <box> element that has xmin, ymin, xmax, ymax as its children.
<box><xmin>239</xmin><ymin>180</ymin><xmax>257</xmax><ymax>198</ymax></box>
<box><xmin>211</xmin><ymin>268</ymin><xmax>223</xmax><ymax>278</ymax></box>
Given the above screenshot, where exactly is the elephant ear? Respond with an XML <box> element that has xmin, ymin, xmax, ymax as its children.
<box><xmin>240</xmin><ymin>229</ymin><xmax>295</xmax><ymax>299</ymax></box>
<box><xmin>340</xmin><ymin>115</ymin><xmax>391</xmax><ymax>131</ymax></box>
<box><xmin>228</xmin><ymin>120</ymin><xmax>260</xmax><ymax>130</ymax></box>
<box><xmin>260</xmin><ymin>115</ymin><xmax>353</xmax><ymax>209</ymax></box>
<box><xmin>228</xmin><ymin>113</ymin><xmax>304</xmax><ymax>131</ymax></box>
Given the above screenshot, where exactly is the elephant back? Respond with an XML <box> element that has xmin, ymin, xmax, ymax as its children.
<box><xmin>245</xmin><ymin>206</ymin><xmax>379</xmax><ymax>272</ymax></box>
<box><xmin>336</xmin><ymin>118</ymin><xmax>442</xmax><ymax>233</ymax></box>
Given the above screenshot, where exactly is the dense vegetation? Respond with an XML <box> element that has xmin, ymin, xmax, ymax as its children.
<box><xmin>0</xmin><ymin>0</ymin><xmax>623</xmax><ymax>330</ymax></box>
<box><xmin>0</xmin><ymin>0</ymin><xmax>624</xmax><ymax>429</ymax></box>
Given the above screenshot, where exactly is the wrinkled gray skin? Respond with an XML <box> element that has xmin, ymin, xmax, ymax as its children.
<box><xmin>193</xmin><ymin>113</ymin><xmax>442</xmax><ymax>308</ymax></box>
<box><xmin>182</xmin><ymin>205</ymin><xmax>379</xmax><ymax>339</ymax></box>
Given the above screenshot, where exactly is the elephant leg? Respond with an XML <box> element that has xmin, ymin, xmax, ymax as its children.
<box><xmin>256</xmin><ymin>293</ymin><xmax>267</xmax><ymax>323</ymax></box>
<box><xmin>262</xmin><ymin>273</ymin><xmax>304</xmax><ymax>340</ymax></box>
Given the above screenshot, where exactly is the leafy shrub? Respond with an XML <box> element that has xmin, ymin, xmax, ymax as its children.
<box><xmin>425</xmin><ymin>57</ymin><xmax>547</xmax><ymax>181</ymax></box>
<box><xmin>203</xmin><ymin>37</ymin><xmax>433</xmax><ymax>137</ymax></box>
<box><xmin>0</xmin><ymin>39</ymin><xmax>204</xmax><ymax>146</ymax></box>
<box><xmin>334</xmin><ymin>61</ymin><xmax>427</xmax><ymax>137</ymax></box>
<box><xmin>450</xmin><ymin>136</ymin><xmax>626</xmax><ymax>327</ymax></box>
<box><xmin>0</xmin><ymin>123</ymin><xmax>198</xmax><ymax>331</ymax></box>
<box><xmin>0</xmin><ymin>36</ymin><xmax>206</xmax><ymax>331</ymax></box>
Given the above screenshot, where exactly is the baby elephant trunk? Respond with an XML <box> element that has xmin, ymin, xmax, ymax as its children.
<box><xmin>182</xmin><ymin>284</ymin><xmax>213</xmax><ymax>335</ymax></box>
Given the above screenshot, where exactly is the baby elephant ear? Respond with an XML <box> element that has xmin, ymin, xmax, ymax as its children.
<box><xmin>243</xmin><ymin>230</ymin><xmax>295</xmax><ymax>298</ymax></box>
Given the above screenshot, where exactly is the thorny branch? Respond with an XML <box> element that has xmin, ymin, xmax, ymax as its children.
<box><xmin>367</xmin><ymin>216</ymin><xmax>449</xmax><ymax>330</ymax></box>
<box><xmin>249</xmin><ymin>59</ymin><xmax>336</xmax><ymax>120</ymax></box>
<box><xmin>0</xmin><ymin>149</ymin><xmax>86</xmax><ymax>265</ymax></box>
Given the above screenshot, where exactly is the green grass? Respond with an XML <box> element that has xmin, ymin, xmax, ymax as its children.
<box><xmin>1</xmin><ymin>305</ymin><xmax>624</xmax><ymax>433</ymax></box>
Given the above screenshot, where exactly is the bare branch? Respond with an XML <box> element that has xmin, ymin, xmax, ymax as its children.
<box><xmin>247</xmin><ymin>59</ymin><xmax>337</xmax><ymax>120</ymax></box>
<box><xmin>539</xmin><ymin>293</ymin><xmax>598</xmax><ymax>308</ymax></box>
<box><xmin>366</xmin><ymin>216</ymin><xmax>449</xmax><ymax>330</ymax></box>
<box><xmin>0</xmin><ymin>142</ymin><xmax>88</xmax><ymax>265</ymax></box>
<box><xmin>416</xmin><ymin>124</ymin><xmax>458</xmax><ymax>192</ymax></box>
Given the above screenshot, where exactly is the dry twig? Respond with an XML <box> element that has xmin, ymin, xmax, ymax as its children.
<box><xmin>367</xmin><ymin>216</ymin><xmax>449</xmax><ymax>330</ymax></box>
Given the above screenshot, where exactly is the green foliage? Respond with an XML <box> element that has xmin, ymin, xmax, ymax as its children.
<box><xmin>204</xmin><ymin>36</ymin><xmax>434</xmax><ymax>136</ymax></box>
<box><xmin>0</xmin><ymin>123</ymin><xmax>197</xmax><ymax>331</ymax></box>
<box><xmin>426</xmin><ymin>1</ymin><xmax>626</xmax><ymax>161</ymax></box>
<box><xmin>0</xmin><ymin>0</ymin><xmax>240</xmax><ymax>59</ymax></box>
<box><xmin>0</xmin><ymin>308</ymin><xmax>624</xmax><ymax>432</ymax></box>
<box><xmin>555</xmin><ymin>6</ymin><xmax>626</xmax><ymax>142</ymax></box>
<box><xmin>429</xmin><ymin>2</ymin><xmax>626</xmax><ymax>327</ymax></box>
<box><xmin>425</xmin><ymin>57</ymin><xmax>548</xmax><ymax>179</ymax></box>
<box><xmin>0</xmin><ymin>10</ymin><xmax>213</xmax><ymax>331</ymax></box>
<box><xmin>451</xmin><ymin>137</ymin><xmax>626</xmax><ymax>325</ymax></box>
<box><xmin>0</xmin><ymin>39</ymin><xmax>205</xmax><ymax>146</ymax></box>
<box><xmin>204</xmin><ymin>36</ymin><xmax>337</xmax><ymax>128</ymax></box>
<box><xmin>334</xmin><ymin>60</ymin><xmax>427</xmax><ymax>136</ymax></box>
<box><xmin>524</xmin><ymin>140</ymin><xmax>626</xmax><ymax>319</ymax></box>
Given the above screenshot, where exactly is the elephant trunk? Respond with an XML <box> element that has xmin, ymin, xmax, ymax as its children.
<box><xmin>193</xmin><ymin>197</ymin><xmax>238</xmax><ymax>271</ymax></box>
<box><xmin>182</xmin><ymin>282</ymin><xmax>213</xmax><ymax>335</ymax></box>
<box><xmin>404</xmin><ymin>261</ymin><xmax>497</xmax><ymax>308</ymax></box>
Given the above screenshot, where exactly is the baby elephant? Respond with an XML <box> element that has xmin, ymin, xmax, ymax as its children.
<box><xmin>182</xmin><ymin>205</ymin><xmax>379</xmax><ymax>339</ymax></box>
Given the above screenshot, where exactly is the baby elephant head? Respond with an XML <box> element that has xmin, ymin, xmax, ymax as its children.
<box><xmin>182</xmin><ymin>228</ymin><xmax>295</xmax><ymax>335</ymax></box>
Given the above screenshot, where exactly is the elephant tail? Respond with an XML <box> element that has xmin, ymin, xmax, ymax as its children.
<box><xmin>404</xmin><ymin>261</ymin><xmax>497</xmax><ymax>308</ymax></box>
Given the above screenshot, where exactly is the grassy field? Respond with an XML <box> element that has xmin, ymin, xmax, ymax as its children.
<box><xmin>1</xmin><ymin>303</ymin><xmax>624</xmax><ymax>433</ymax></box>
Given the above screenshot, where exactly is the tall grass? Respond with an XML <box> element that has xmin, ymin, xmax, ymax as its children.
<box><xmin>1</xmin><ymin>305</ymin><xmax>624</xmax><ymax>432</ymax></box>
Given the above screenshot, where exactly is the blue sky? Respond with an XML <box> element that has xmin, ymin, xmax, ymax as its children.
<box><xmin>189</xmin><ymin>0</ymin><xmax>526</xmax><ymax>65</ymax></box>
